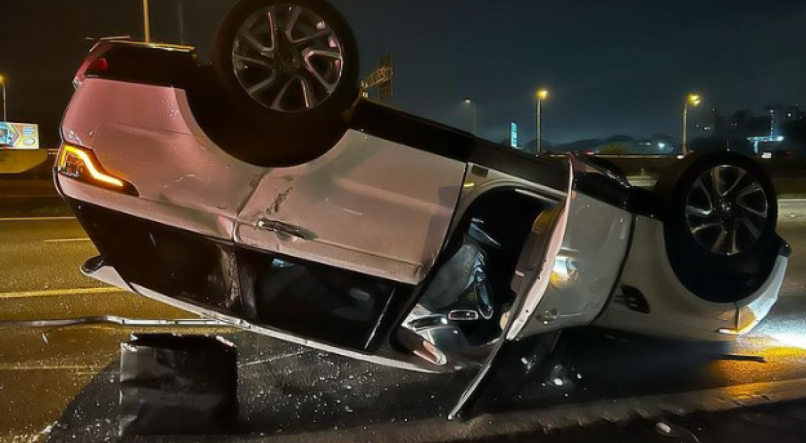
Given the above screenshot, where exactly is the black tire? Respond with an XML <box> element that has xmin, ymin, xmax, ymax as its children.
<box><xmin>211</xmin><ymin>0</ymin><xmax>360</xmax><ymax>165</ymax></box>
<box><xmin>654</xmin><ymin>152</ymin><xmax>780</xmax><ymax>303</ymax></box>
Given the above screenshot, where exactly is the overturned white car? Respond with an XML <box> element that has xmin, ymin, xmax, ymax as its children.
<box><xmin>55</xmin><ymin>0</ymin><xmax>788</xmax><ymax>418</ymax></box>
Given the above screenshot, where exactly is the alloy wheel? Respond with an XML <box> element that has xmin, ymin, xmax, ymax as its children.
<box><xmin>232</xmin><ymin>4</ymin><xmax>345</xmax><ymax>112</ymax></box>
<box><xmin>685</xmin><ymin>165</ymin><xmax>769</xmax><ymax>256</ymax></box>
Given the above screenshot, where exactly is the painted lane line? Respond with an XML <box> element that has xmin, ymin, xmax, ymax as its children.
<box><xmin>0</xmin><ymin>287</ymin><xmax>123</xmax><ymax>300</ymax></box>
<box><xmin>0</xmin><ymin>364</ymin><xmax>107</xmax><ymax>372</ymax></box>
<box><xmin>0</xmin><ymin>316</ymin><xmax>226</xmax><ymax>329</ymax></box>
<box><xmin>43</xmin><ymin>238</ymin><xmax>91</xmax><ymax>244</ymax></box>
<box><xmin>0</xmin><ymin>216</ymin><xmax>76</xmax><ymax>222</ymax></box>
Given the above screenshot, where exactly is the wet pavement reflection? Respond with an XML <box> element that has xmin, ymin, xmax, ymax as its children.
<box><xmin>1</xmin><ymin>220</ymin><xmax>806</xmax><ymax>441</ymax></box>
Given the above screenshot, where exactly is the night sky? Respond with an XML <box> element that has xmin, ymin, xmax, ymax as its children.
<box><xmin>1</xmin><ymin>0</ymin><xmax>804</xmax><ymax>147</ymax></box>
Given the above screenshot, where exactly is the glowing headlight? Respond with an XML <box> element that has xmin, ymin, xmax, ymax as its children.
<box><xmin>550</xmin><ymin>253</ymin><xmax>578</xmax><ymax>288</ymax></box>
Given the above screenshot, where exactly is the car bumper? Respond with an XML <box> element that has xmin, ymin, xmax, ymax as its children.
<box><xmin>594</xmin><ymin>215</ymin><xmax>787</xmax><ymax>342</ymax></box>
<box><xmin>728</xmin><ymin>254</ymin><xmax>788</xmax><ymax>336</ymax></box>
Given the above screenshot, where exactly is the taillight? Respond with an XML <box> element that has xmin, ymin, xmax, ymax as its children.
<box><xmin>57</xmin><ymin>144</ymin><xmax>137</xmax><ymax>195</ymax></box>
<box><xmin>73</xmin><ymin>43</ymin><xmax>111</xmax><ymax>90</ymax></box>
<box><xmin>87</xmin><ymin>57</ymin><xmax>109</xmax><ymax>74</ymax></box>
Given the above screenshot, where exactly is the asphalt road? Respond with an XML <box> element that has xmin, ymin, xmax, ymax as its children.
<box><xmin>1</xmin><ymin>216</ymin><xmax>806</xmax><ymax>442</ymax></box>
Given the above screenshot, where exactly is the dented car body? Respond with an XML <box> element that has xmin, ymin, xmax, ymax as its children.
<box><xmin>56</xmin><ymin>38</ymin><xmax>788</xmax><ymax>417</ymax></box>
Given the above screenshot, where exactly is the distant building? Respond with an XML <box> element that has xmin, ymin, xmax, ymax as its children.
<box><xmin>784</xmin><ymin>104</ymin><xmax>805</xmax><ymax>122</ymax></box>
<box><xmin>711</xmin><ymin>111</ymin><xmax>730</xmax><ymax>139</ymax></box>
<box><xmin>739</xmin><ymin>104</ymin><xmax>794</xmax><ymax>154</ymax></box>
<box><xmin>689</xmin><ymin>104</ymin><xmax>806</xmax><ymax>155</ymax></box>
<box><xmin>764</xmin><ymin>104</ymin><xmax>785</xmax><ymax>139</ymax></box>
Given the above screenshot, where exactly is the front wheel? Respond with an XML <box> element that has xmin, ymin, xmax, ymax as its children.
<box><xmin>655</xmin><ymin>152</ymin><xmax>780</xmax><ymax>303</ymax></box>
<box><xmin>212</xmin><ymin>0</ymin><xmax>360</xmax><ymax>165</ymax></box>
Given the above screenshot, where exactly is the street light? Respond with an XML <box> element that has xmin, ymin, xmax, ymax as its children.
<box><xmin>464</xmin><ymin>98</ymin><xmax>477</xmax><ymax>136</ymax></box>
<box><xmin>0</xmin><ymin>75</ymin><xmax>7</xmax><ymax>122</ymax></box>
<box><xmin>536</xmin><ymin>89</ymin><xmax>549</xmax><ymax>154</ymax></box>
<box><xmin>682</xmin><ymin>93</ymin><xmax>702</xmax><ymax>156</ymax></box>
<box><xmin>143</xmin><ymin>0</ymin><xmax>152</xmax><ymax>43</ymax></box>
<box><xmin>177</xmin><ymin>0</ymin><xmax>186</xmax><ymax>44</ymax></box>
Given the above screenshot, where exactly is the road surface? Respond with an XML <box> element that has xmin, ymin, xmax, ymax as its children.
<box><xmin>1</xmin><ymin>215</ymin><xmax>806</xmax><ymax>442</ymax></box>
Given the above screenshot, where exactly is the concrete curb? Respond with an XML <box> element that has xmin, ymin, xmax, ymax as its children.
<box><xmin>253</xmin><ymin>378</ymin><xmax>806</xmax><ymax>443</ymax></box>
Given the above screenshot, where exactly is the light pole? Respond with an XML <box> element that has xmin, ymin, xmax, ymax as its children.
<box><xmin>536</xmin><ymin>89</ymin><xmax>549</xmax><ymax>154</ymax></box>
<box><xmin>464</xmin><ymin>98</ymin><xmax>477</xmax><ymax>136</ymax></box>
<box><xmin>143</xmin><ymin>0</ymin><xmax>152</xmax><ymax>43</ymax></box>
<box><xmin>177</xmin><ymin>0</ymin><xmax>186</xmax><ymax>44</ymax></box>
<box><xmin>682</xmin><ymin>93</ymin><xmax>702</xmax><ymax>156</ymax></box>
<box><xmin>0</xmin><ymin>75</ymin><xmax>6</xmax><ymax>122</ymax></box>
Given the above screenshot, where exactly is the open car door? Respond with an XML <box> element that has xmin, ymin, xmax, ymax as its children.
<box><xmin>447</xmin><ymin>168</ymin><xmax>571</xmax><ymax>419</ymax></box>
<box><xmin>450</xmin><ymin>157</ymin><xmax>634</xmax><ymax>419</ymax></box>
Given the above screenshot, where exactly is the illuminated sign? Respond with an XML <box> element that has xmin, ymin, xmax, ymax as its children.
<box><xmin>510</xmin><ymin>121</ymin><xmax>518</xmax><ymax>148</ymax></box>
<box><xmin>0</xmin><ymin>122</ymin><xmax>40</xmax><ymax>150</ymax></box>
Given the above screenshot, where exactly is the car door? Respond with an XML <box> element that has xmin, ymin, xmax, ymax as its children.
<box><xmin>233</xmin><ymin>129</ymin><xmax>467</xmax><ymax>350</ymax></box>
<box><xmin>448</xmin><ymin>174</ymin><xmax>570</xmax><ymax>419</ymax></box>
<box><xmin>508</xmin><ymin>162</ymin><xmax>634</xmax><ymax>339</ymax></box>
<box><xmin>449</xmin><ymin>157</ymin><xmax>634</xmax><ymax>418</ymax></box>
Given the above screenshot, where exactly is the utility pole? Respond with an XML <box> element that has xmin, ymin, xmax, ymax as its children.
<box><xmin>682</xmin><ymin>106</ymin><xmax>687</xmax><ymax>156</ymax></box>
<box><xmin>0</xmin><ymin>75</ymin><xmax>7</xmax><ymax>122</ymax></box>
<box><xmin>682</xmin><ymin>94</ymin><xmax>701</xmax><ymax>156</ymax></box>
<box><xmin>143</xmin><ymin>0</ymin><xmax>152</xmax><ymax>43</ymax></box>
<box><xmin>177</xmin><ymin>0</ymin><xmax>186</xmax><ymax>44</ymax></box>
<box><xmin>472</xmin><ymin>103</ymin><xmax>477</xmax><ymax>135</ymax></box>
<box><xmin>536</xmin><ymin>89</ymin><xmax>549</xmax><ymax>154</ymax></box>
<box><xmin>464</xmin><ymin>98</ymin><xmax>477</xmax><ymax>135</ymax></box>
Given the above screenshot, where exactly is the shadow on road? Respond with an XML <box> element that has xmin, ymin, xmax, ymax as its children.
<box><xmin>39</xmin><ymin>326</ymin><xmax>804</xmax><ymax>442</ymax></box>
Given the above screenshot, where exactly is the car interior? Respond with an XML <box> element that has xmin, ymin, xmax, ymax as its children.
<box><xmin>402</xmin><ymin>190</ymin><xmax>552</xmax><ymax>364</ymax></box>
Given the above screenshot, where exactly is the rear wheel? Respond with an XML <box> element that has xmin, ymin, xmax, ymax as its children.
<box><xmin>684</xmin><ymin>164</ymin><xmax>770</xmax><ymax>256</ymax></box>
<box><xmin>212</xmin><ymin>0</ymin><xmax>360</xmax><ymax>165</ymax></box>
<box><xmin>655</xmin><ymin>152</ymin><xmax>779</xmax><ymax>303</ymax></box>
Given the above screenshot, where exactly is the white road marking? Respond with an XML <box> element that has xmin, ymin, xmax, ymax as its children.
<box><xmin>43</xmin><ymin>238</ymin><xmax>91</xmax><ymax>244</ymax></box>
<box><xmin>0</xmin><ymin>216</ymin><xmax>76</xmax><ymax>222</ymax></box>
<box><xmin>0</xmin><ymin>287</ymin><xmax>123</xmax><ymax>300</ymax></box>
<box><xmin>0</xmin><ymin>364</ymin><xmax>106</xmax><ymax>372</ymax></box>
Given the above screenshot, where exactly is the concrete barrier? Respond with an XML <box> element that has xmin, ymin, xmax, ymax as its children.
<box><xmin>0</xmin><ymin>150</ymin><xmax>51</xmax><ymax>174</ymax></box>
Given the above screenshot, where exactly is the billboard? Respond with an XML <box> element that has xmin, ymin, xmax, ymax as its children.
<box><xmin>0</xmin><ymin>122</ymin><xmax>40</xmax><ymax>150</ymax></box>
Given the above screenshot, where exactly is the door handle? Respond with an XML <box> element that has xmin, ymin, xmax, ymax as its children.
<box><xmin>257</xmin><ymin>219</ymin><xmax>317</xmax><ymax>241</ymax></box>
